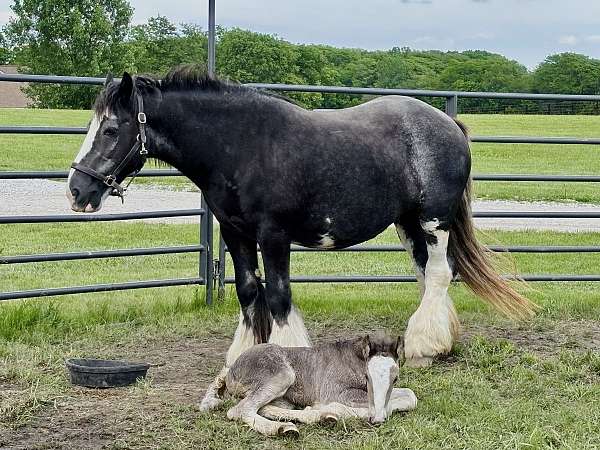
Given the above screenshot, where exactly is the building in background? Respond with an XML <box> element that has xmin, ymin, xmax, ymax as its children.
<box><xmin>0</xmin><ymin>65</ymin><xmax>30</xmax><ymax>107</ymax></box>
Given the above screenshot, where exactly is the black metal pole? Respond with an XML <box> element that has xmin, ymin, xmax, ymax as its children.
<box><xmin>208</xmin><ymin>0</ymin><xmax>216</xmax><ymax>76</ymax></box>
<box><xmin>201</xmin><ymin>0</ymin><xmax>217</xmax><ymax>305</ymax></box>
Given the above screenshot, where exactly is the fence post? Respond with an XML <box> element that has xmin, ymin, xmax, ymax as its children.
<box><xmin>217</xmin><ymin>237</ymin><xmax>226</xmax><ymax>300</ymax></box>
<box><xmin>206</xmin><ymin>0</ymin><xmax>225</xmax><ymax>302</ymax></box>
<box><xmin>200</xmin><ymin>194</ymin><xmax>213</xmax><ymax>305</ymax></box>
<box><xmin>445</xmin><ymin>95</ymin><xmax>458</xmax><ymax>118</ymax></box>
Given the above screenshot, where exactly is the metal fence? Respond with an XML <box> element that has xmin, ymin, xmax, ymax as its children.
<box><xmin>1</xmin><ymin>73</ymin><xmax>599</xmax><ymax>304</ymax></box>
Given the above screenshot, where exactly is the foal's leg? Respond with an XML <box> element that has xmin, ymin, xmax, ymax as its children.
<box><xmin>387</xmin><ymin>388</ymin><xmax>418</xmax><ymax>414</ymax></box>
<box><xmin>317</xmin><ymin>388</ymin><xmax>418</xmax><ymax>423</ymax></box>
<box><xmin>259</xmin><ymin>404</ymin><xmax>323</xmax><ymax>424</ymax></box>
<box><xmin>317</xmin><ymin>403</ymin><xmax>370</xmax><ymax>421</ymax></box>
<box><xmin>226</xmin><ymin>369</ymin><xmax>299</xmax><ymax>437</ymax></box>
<box><xmin>258</xmin><ymin>229</ymin><xmax>311</xmax><ymax>347</ymax></box>
<box><xmin>198</xmin><ymin>366</ymin><xmax>228</xmax><ymax>412</ymax></box>
<box><xmin>402</xmin><ymin>219</ymin><xmax>459</xmax><ymax>367</ymax></box>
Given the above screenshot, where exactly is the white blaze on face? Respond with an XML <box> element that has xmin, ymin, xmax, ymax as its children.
<box><xmin>367</xmin><ymin>355</ymin><xmax>399</xmax><ymax>423</ymax></box>
<box><xmin>66</xmin><ymin>114</ymin><xmax>102</xmax><ymax>204</ymax></box>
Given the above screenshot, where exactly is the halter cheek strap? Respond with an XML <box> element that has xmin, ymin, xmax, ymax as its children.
<box><xmin>71</xmin><ymin>93</ymin><xmax>149</xmax><ymax>203</ymax></box>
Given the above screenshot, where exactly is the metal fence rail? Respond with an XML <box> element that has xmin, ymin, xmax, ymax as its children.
<box><xmin>1</xmin><ymin>73</ymin><xmax>599</xmax><ymax>303</ymax></box>
<box><xmin>4</xmin><ymin>125</ymin><xmax>600</xmax><ymax>146</ymax></box>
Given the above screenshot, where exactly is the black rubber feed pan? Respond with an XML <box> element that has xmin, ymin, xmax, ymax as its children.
<box><xmin>66</xmin><ymin>358</ymin><xmax>150</xmax><ymax>388</ymax></box>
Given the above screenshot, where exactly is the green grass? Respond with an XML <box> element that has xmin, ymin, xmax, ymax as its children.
<box><xmin>1</xmin><ymin>108</ymin><xmax>598</xmax><ymax>202</ymax></box>
<box><xmin>1</xmin><ymin>224</ymin><xmax>599</xmax><ymax>447</ymax></box>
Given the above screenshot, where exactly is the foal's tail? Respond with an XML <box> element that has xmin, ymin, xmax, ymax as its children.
<box><xmin>448</xmin><ymin>122</ymin><xmax>538</xmax><ymax>319</ymax></box>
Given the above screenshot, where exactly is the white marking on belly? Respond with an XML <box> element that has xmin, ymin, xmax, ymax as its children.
<box><xmin>421</xmin><ymin>219</ymin><xmax>440</xmax><ymax>233</ymax></box>
<box><xmin>319</xmin><ymin>233</ymin><xmax>335</xmax><ymax>249</ymax></box>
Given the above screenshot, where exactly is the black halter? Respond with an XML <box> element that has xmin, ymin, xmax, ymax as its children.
<box><xmin>71</xmin><ymin>93</ymin><xmax>149</xmax><ymax>202</ymax></box>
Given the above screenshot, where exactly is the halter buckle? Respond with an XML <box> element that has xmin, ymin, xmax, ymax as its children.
<box><xmin>140</xmin><ymin>144</ymin><xmax>148</xmax><ymax>155</ymax></box>
<box><xmin>104</xmin><ymin>174</ymin><xmax>116</xmax><ymax>186</ymax></box>
<box><xmin>137</xmin><ymin>112</ymin><xmax>147</xmax><ymax>124</ymax></box>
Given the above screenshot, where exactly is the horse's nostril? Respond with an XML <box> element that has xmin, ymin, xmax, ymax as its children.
<box><xmin>71</xmin><ymin>188</ymin><xmax>80</xmax><ymax>199</ymax></box>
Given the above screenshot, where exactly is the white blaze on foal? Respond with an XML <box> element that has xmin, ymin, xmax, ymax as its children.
<box><xmin>367</xmin><ymin>355</ymin><xmax>399</xmax><ymax>423</ymax></box>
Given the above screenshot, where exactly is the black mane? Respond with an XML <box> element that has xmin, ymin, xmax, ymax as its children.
<box><xmin>94</xmin><ymin>65</ymin><xmax>299</xmax><ymax>117</ymax></box>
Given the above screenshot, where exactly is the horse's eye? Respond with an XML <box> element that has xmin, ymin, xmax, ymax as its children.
<box><xmin>103</xmin><ymin>127</ymin><xmax>118</xmax><ymax>137</ymax></box>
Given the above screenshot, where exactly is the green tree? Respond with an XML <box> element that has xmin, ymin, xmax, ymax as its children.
<box><xmin>532</xmin><ymin>53</ymin><xmax>600</xmax><ymax>95</ymax></box>
<box><xmin>216</xmin><ymin>28</ymin><xmax>298</xmax><ymax>84</ymax></box>
<box><xmin>435</xmin><ymin>54</ymin><xmax>530</xmax><ymax>113</ymax></box>
<box><xmin>126</xmin><ymin>15</ymin><xmax>207</xmax><ymax>74</ymax></box>
<box><xmin>5</xmin><ymin>0</ymin><xmax>133</xmax><ymax>108</ymax></box>
<box><xmin>0</xmin><ymin>30</ymin><xmax>12</xmax><ymax>64</ymax></box>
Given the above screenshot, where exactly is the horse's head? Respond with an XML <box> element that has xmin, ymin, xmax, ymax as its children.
<box><xmin>67</xmin><ymin>72</ymin><xmax>149</xmax><ymax>212</ymax></box>
<box><xmin>355</xmin><ymin>334</ymin><xmax>402</xmax><ymax>424</ymax></box>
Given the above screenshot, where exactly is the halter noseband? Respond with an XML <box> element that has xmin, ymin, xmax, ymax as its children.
<box><xmin>71</xmin><ymin>93</ymin><xmax>149</xmax><ymax>203</ymax></box>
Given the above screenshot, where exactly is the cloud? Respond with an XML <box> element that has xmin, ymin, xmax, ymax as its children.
<box><xmin>412</xmin><ymin>35</ymin><xmax>456</xmax><ymax>47</ymax></box>
<box><xmin>584</xmin><ymin>35</ymin><xmax>600</xmax><ymax>43</ymax></box>
<box><xmin>558</xmin><ymin>35</ymin><xmax>578</xmax><ymax>45</ymax></box>
<box><xmin>469</xmin><ymin>32</ymin><xmax>495</xmax><ymax>40</ymax></box>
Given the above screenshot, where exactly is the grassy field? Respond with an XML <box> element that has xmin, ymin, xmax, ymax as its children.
<box><xmin>1</xmin><ymin>223</ymin><xmax>600</xmax><ymax>448</ymax></box>
<box><xmin>1</xmin><ymin>108</ymin><xmax>599</xmax><ymax>202</ymax></box>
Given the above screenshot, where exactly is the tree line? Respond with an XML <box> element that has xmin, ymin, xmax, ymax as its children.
<box><xmin>1</xmin><ymin>0</ymin><xmax>599</xmax><ymax>112</ymax></box>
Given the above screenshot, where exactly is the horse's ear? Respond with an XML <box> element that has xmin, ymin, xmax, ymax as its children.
<box><xmin>118</xmin><ymin>71</ymin><xmax>134</xmax><ymax>108</ymax></box>
<box><xmin>104</xmin><ymin>73</ymin><xmax>114</xmax><ymax>87</ymax></box>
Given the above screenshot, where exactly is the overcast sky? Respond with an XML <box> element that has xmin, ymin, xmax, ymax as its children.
<box><xmin>1</xmin><ymin>0</ymin><xmax>599</xmax><ymax>69</ymax></box>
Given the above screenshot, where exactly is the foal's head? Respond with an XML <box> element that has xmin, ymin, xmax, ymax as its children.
<box><xmin>355</xmin><ymin>333</ymin><xmax>402</xmax><ymax>424</ymax></box>
<box><xmin>67</xmin><ymin>72</ymin><xmax>155</xmax><ymax>212</ymax></box>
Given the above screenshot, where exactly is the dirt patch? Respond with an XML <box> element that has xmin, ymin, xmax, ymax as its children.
<box><xmin>461</xmin><ymin>319</ymin><xmax>600</xmax><ymax>356</ymax></box>
<box><xmin>1</xmin><ymin>320</ymin><xmax>598</xmax><ymax>449</ymax></box>
<box><xmin>0</xmin><ymin>333</ymin><xmax>230</xmax><ymax>450</ymax></box>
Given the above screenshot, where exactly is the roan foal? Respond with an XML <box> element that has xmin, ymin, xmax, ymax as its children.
<box><xmin>200</xmin><ymin>334</ymin><xmax>417</xmax><ymax>436</ymax></box>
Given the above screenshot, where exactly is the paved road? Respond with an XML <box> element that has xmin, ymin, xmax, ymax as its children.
<box><xmin>1</xmin><ymin>179</ymin><xmax>599</xmax><ymax>232</ymax></box>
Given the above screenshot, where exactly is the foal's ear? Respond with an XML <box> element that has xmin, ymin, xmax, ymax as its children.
<box><xmin>394</xmin><ymin>335</ymin><xmax>404</xmax><ymax>361</ymax></box>
<box><xmin>118</xmin><ymin>71</ymin><xmax>134</xmax><ymax>107</ymax></box>
<box><xmin>354</xmin><ymin>334</ymin><xmax>370</xmax><ymax>360</ymax></box>
<box><xmin>104</xmin><ymin>73</ymin><xmax>114</xmax><ymax>87</ymax></box>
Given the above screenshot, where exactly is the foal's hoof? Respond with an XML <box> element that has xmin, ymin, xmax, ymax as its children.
<box><xmin>320</xmin><ymin>413</ymin><xmax>338</xmax><ymax>427</ymax></box>
<box><xmin>404</xmin><ymin>356</ymin><xmax>433</xmax><ymax>368</ymax></box>
<box><xmin>198</xmin><ymin>395</ymin><xmax>221</xmax><ymax>412</ymax></box>
<box><xmin>279</xmin><ymin>423</ymin><xmax>300</xmax><ymax>438</ymax></box>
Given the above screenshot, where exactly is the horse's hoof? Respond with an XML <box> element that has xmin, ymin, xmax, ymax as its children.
<box><xmin>320</xmin><ymin>413</ymin><xmax>338</xmax><ymax>427</ymax></box>
<box><xmin>404</xmin><ymin>356</ymin><xmax>433</xmax><ymax>368</ymax></box>
<box><xmin>279</xmin><ymin>423</ymin><xmax>300</xmax><ymax>438</ymax></box>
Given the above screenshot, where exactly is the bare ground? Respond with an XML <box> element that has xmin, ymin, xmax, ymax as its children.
<box><xmin>1</xmin><ymin>320</ymin><xmax>599</xmax><ymax>450</ymax></box>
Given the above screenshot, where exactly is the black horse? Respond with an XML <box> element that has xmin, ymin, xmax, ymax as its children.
<box><xmin>67</xmin><ymin>67</ymin><xmax>534</xmax><ymax>377</ymax></box>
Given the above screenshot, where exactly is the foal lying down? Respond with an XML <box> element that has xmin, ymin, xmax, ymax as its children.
<box><xmin>200</xmin><ymin>334</ymin><xmax>417</xmax><ymax>436</ymax></box>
